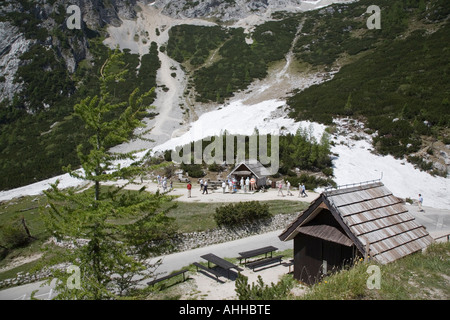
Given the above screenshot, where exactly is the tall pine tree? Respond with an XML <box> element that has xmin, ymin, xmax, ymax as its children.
<box><xmin>41</xmin><ymin>50</ymin><xmax>176</xmax><ymax>299</ymax></box>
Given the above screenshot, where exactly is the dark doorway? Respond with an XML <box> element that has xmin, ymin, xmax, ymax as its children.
<box><xmin>293</xmin><ymin>233</ymin><xmax>355</xmax><ymax>285</ymax></box>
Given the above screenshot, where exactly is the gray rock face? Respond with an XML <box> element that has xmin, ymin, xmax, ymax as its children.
<box><xmin>0</xmin><ymin>22</ymin><xmax>35</xmax><ymax>103</ymax></box>
<box><xmin>153</xmin><ymin>0</ymin><xmax>300</xmax><ymax>20</ymax></box>
<box><xmin>0</xmin><ymin>0</ymin><xmax>138</xmax><ymax>101</ymax></box>
<box><xmin>0</xmin><ymin>0</ymin><xmax>351</xmax><ymax>106</ymax></box>
<box><xmin>152</xmin><ymin>0</ymin><xmax>341</xmax><ymax>20</ymax></box>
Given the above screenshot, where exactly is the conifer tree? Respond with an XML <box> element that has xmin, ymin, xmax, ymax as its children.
<box><xmin>41</xmin><ymin>50</ymin><xmax>176</xmax><ymax>299</ymax></box>
<box><xmin>344</xmin><ymin>93</ymin><xmax>353</xmax><ymax>116</ymax></box>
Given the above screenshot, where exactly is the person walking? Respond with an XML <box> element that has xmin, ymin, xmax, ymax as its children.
<box><xmin>187</xmin><ymin>181</ymin><xmax>192</xmax><ymax>198</ymax></box>
<box><xmin>300</xmin><ymin>183</ymin><xmax>308</xmax><ymax>197</ymax></box>
<box><xmin>222</xmin><ymin>180</ymin><xmax>226</xmax><ymax>193</ymax></box>
<box><xmin>277</xmin><ymin>180</ymin><xmax>285</xmax><ymax>197</ymax></box>
<box><xmin>199</xmin><ymin>178</ymin><xmax>204</xmax><ymax>191</ymax></box>
<box><xmin>286</xmin><ymin>180</ymin><xmax>293</xmax><ymax>196</ymax></box>
<box><xmin>202</xmin><ymin>180</ymin><xmax>208</xmax><ymax>194</ymax></box>
<box><xmin>418</xmin><ymin>194</ymin><xmax>424</xmax><ymax>212</ymax></box>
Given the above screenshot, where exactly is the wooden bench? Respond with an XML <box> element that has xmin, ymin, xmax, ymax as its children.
<box><xmin>193</xmin><ymin>262</ymin><xmax>222</xmax><ymax>279</ymax></box>
<box><xmin>246</xmin><ymin>255</ymin><xmax>284</xmax><ymax>271</ymax></box>
<box><xmin>147</xmin><ymin>269</ymin><xmax>189</xmax><ymax>286</ymax></box>
<box><xmin>238</xmin><ymin>246</ymin><xmax>278</xmax><ymax>264</ymax></box>
<box><xmin>205</xmin><ymin>181</ymin><xmax>223</xmax><ymax>191</ymax></box>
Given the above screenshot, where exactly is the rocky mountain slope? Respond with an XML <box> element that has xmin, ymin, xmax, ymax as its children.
<box><xmin>0</xmin><ymin>0</ymin><xmax>448</xmax><ymax>192</ymax></box>
<box><xmin>0</xmin><ymin>0</ymin><xmax>138</xmax><ymax>103</ymax></box>
<box><xmin>0</xmin><ymin>0</ymin><xmax>351</xmax><ymax>190</ymax></box>
<box><xmin>0</xmin><ymin>0</ymin><xmax>351</xmax><ymax>105</ymax></box>
<box><xmin>153</xmin><ymin>0</ymin><xmax>354</xmax><ymax>20</ymax></box>
<box><xmin>0</xmin><ymin>21</ymin><xmax>34</xmax><ymax>102</ymax></box>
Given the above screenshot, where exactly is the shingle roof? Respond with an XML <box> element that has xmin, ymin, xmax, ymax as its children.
<box><xmin>228</xmin><ymin>160</ymin><xmax>271</xmax><ymax>179</ymax></box>
<box><xmin>296</xmin><ymin>225</ymin><xmax>354</xmax><ymax>247</ymax></box>
<box><xmin>279</xmin><ymin>182</ymin><xmax>435</xmax><ymax>264</ymax></box>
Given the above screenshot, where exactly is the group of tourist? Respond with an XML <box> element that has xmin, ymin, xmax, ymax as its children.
<box><xmin>155</xmin><ymin>174</ymin><xmax>310</xmax><ymax>199</ymax></box>
<box><xmin>184</xmin><ymin>177</ymin><xmax>309</xmax><ymax>198</ymax></box>
<box><xmin>152</xmin><ymin>171</ymin><xmax>315</xmax><ymax>201</ymax></box>
<box><xmin>194</xmin><ymin>176</ymin><xmax>260</xmax><ymax>195</ymax></box>
<box><xmin>156</xmin><ymin>174</ymin><xmax>173</xmax><ymax>193</ymax></box>
<box><xmin>199</xmin><ymin>178</ymin><xmax>209</xmax><ymax>194</ymax></box>
<box><xmin>277</xmin><ymin>180</ymin><xmax>308</xmax><ymax>198</ymax></box>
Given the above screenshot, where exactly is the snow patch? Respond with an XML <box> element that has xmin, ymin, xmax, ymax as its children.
<box><xmin>152</xmin><ymin>99</ymin><xmax>326</xmax><ymax>153</ymax></box>
<box><xmin>0</xmin><ymin>173</ymin><xmax>88</xmax><ymax>202</ymax></box>
<box><xmin>1</xmin><ymin>110</ymin><xmax>448</xmax><ymax>211</ymax></box>
<box><xmin>327</xmin><ymin>119</ymin><xmax>450</xmax><ymax>210</ymax></box>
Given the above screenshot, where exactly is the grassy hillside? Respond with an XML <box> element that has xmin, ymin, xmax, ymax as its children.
<box><xmin>166</xmin><ymin>18</ymin><xmax>300</xmax><ymax>102</ymax></box>
<box><xmin>300</xmin><ymin>242</ymin><xmax>450</xmax><ymax>300</ymax></box>
<box><xmin>232</xmin><ymin>242</ymin><xmax>450</xmax><ymax>300</ymax></box>
<box><xmin>288</xmin><ymin>0</ymin><xmax>450</xmax><ymax>160</ymax></box>
<box><xmin>167</xmin><ymin>0</ymin><xmax>449</xmax><ymax>167</ymax></box>
<box><xmin>167</xmin><ymin>25</ymin><xmax>230</xmax><ymax>67</ymax></box>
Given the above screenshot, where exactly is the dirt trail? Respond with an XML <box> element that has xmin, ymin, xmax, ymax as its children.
<box><xmin>234</xmin><ymin>17</ymin><xmax>336</xmax><ymax>106</ymax></box>
<box><xmin>105</xmin><ymin>178</ymin><xmax>320</xmax><ymax>204</ymax></box>
<box><xmin>106</xmin><ymin>4</ymin><xmax>217</xmax><ymax>153</ymax></box>
<box><xmin>105</xmin><ymin>3</ymin><xmax>337</xmax><ymax>154</ymax></box>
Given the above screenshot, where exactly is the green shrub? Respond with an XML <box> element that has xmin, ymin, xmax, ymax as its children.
<box><xmin>321</xmin><ymin>167</ymin><xmax>334</xmax><ymax>177</ymax></box>
<box><xmin>408</xmin><ymin>156</ymin><xmax>433</xmax><ymax>172</ymax></box>
<box><xmin>0</xmin><ymin>221</ymin><xmax>30</xmax><ymax>249</ymax></box>
<box><xmin>235</xmin><ymin>273</ymin><xmax>294</xmax><ymax>300</ymax></box>
<box><xmin>180</xmin><ymin>163</ymin><xmax>205</xmax><ymax>178</ymax></box>
<box><xmin>286</xmin><ymin>174</ymin><xmax>335</xmax><ymax>190</ymax></box>
<box><xmin>214</xmin><ymin>201</ymin><xmax>271</xmax><ymax>227</ymax></box>
<box><xmin>0</xmin><ymin>41</ymin><xmax>160</xmax><ymax>191</ymax></box>
<box><xmin>207</xmin><ymin>162</ymin><xmax>221</xmax><ymax>172</ymax></box>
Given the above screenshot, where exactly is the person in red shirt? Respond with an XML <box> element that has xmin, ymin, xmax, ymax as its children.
<box><xmin>187</xmin><ymin>181</ymin><xmax>192</xmax><ymax>198</ymax></box>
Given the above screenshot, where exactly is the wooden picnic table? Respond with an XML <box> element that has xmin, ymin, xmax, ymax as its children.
<box><xmin>238</xmin><ymin>246</ymin><xmax>278</xmax><ymax>264</ymax></box>
<box><xmin>200</xmin><ymin>253</ymin><xmax>238</xmax><ymax>278</ymax></box>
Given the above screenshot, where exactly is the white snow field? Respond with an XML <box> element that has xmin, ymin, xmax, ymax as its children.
<box><xmin>327</xmin><ymin>119</ymin><xmax>449</xmax><ymax>210</ymax></box>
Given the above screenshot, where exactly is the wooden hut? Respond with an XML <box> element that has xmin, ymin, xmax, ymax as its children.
<box><xmin>228</xmin><ymin>160</ymin><xmax>270</xmax><ymax>188</ymax></box>
<box><xmin>279</xmin><ymin>181</ymin><xmax>434</xmax><ymax>285</ymax></box>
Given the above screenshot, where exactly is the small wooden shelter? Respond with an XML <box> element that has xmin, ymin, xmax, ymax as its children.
<box><xmin>279</xmin><ymin>181</ymin><xmax>434</xmax><ymax>284</ymax></box>
<box><xmin>228</xmin><ymin>159</ymin><xmax>270</xmax><ymax>188</ymax></box>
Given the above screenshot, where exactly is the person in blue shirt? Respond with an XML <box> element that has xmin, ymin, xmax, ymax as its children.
<box><xmin>418</xmin><ymin>194</ymin><xmax>424</xmax><ymax>212</ymax></box>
